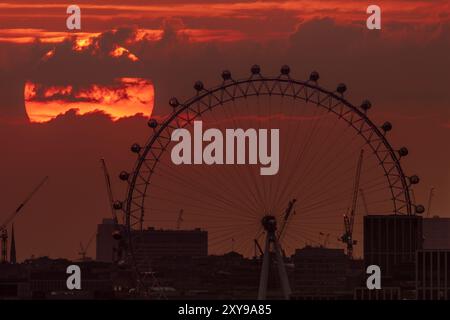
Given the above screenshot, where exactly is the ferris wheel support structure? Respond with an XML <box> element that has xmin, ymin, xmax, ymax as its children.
<box><xmin>115</xmin><ymin>65</ymin><xmax>426</xmax><ymax>297</ymax></box>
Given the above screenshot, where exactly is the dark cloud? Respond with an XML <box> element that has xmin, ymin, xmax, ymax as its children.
<box><xmin>31</xmin><ymin>35</ymin><xmax>142</xmax><ymax>86</ymax></box>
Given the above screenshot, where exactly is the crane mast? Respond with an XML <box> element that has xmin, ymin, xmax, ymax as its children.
<box><xmin>100</xmin><ymin>159</ymin><xmax>118</xmax><ymax>224</ymax></box>
<box><xmin>340</xmin><ymin>150</ymin><xmax>364</xmax><ymax>259</ymax></box>
<box><xmin>359</xmin><ymin>188</ymin><xmax>369</xmax><ymax>214</ymax></box>
<box><xmin>278</xmin><ymin>198</ymin><xmax>296</xmax><ymax>242</ymax></box>
<box><xmin>79</xmin><ymin>232</ymin><xmax>96</xmax><ymax>261</ymax></box>
<box><xmin>1</xmin><ymin>176</ymin><xmax>48</xmax><ymax>263</ymax></box>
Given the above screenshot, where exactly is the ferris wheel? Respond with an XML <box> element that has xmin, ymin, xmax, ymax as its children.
<box><xmin>114</xmin><ymin>65</ymin><xmax>424</xmax><ymax>298</ymax></box>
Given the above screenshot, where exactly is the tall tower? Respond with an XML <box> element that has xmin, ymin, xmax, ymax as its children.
<box><xmin>0</xmin><ymin>229</ymin><xmax>7</xmax><ymax>263</ymax></box>
<box><xmin>10</xmin><ymin>224</ymin><xmax>16</xmax><ymax>264</ymax></box>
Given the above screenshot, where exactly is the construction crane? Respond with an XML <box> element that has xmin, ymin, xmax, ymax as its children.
<box><xmin>427</xmin><ymin>187</ymin><xmax>435</xmax><ymax>217</ymax></box>
<box><xmin>78</xmin><ymin>232</ymin><xmax>96</xmax><ymax>261</ymax></box>
<box><xmin>1</xmin><ymin>176</ymin><xmax>48</xmax><ymax>263</ymax></box>
<box><xmin>100</xmin><ymin>158</ymin><xmax>118</xmax><ymax>224</ymax></box>
<box><xmin>278</xmin><ymin>198</ymin><xmax>297</xmax><ymax>242</ymax></box>
<box><xmin>359</xmin><ymin>188</ymin><xmax>369</xmax><ymax>214</ymax></box>
<box><xmin>176</xmin><ymin>209</ymin><xmax>184</xmax><ymax>230</ymax></box>
<box><xmin>340</xmin><ymin>150</ymin><xmax>364</xmax><ymax>259</ymax></box>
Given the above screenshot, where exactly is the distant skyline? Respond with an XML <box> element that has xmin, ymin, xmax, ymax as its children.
<box><xmin>0</xmin><ymin>0</ymin><xmax>449</xmax><ymax>261</ymax></box>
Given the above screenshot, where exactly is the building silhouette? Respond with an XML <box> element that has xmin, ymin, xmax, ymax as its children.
<box><xmin>416</xmin><ymin>250</ymin><xmax>450</xmax><ymax>300</ymax></box>
<box><xmin>0</xmin><ymin>257</ymin><xmax>122</xmax><ymax>299</ymax></box>
<box><xmin>423</xmin><ymin>217</ymin><xmax>450</xmax><ymax>249</ymax></box>
<box><xmin>133</xmin><ymin>227</ymin><xmax>207</xmax><ymax>268</ymax></box>
<box><xmin>291</xmin><ymin>246</ymin><xmax>348</xmax><ymax>299</ymax></box>
<box><xmin>354</xmin><ymin>287</ymin><xmax>401</xmax><ymax>300</ymax></box>
<box><xmin>364</xmin><ymin>215</ymin><xmax>422</xmax><ymax>279</ymax></box>
<box><xmin>96</xmin><ymin>218</ymin><xmax>117</xmax><ymax>263</ymax></box>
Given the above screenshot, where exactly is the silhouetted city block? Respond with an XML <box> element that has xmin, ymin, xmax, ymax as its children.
<box><xmin>423</xmin><ymin>217</ymin><xmax>450</xmax><ymax>249</ymax></box>
<box><xmin>353</xmin><ymin>287</ymin><xmax>400</xmax><ymax>300</ymax></box>
<box><xmin>291</xmin><ymin>246</ymin><xmax>348</xmax><ymax>299</ymax></box>
<box><xmin>416</xmin><ymin>250</ymin><xmax>450</xmax><ymax>300</ymax></box>
<box><xmin>96</xmin><ymin>218</ymin><xmax>118</xmax><ymax>263</ymax></box>
<box><xmin>364</xmin><ymin>215</ymin><xmax>422</xmax><ymax>282</ymax></box>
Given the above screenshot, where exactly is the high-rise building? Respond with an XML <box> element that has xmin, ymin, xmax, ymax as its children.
<box><xmin>423</xmin><ymin>217</ymin><xmax>450</xmax><ymax>249</ymax></box>
<box><xmin>416</xmin><ymin>250</ymin><xmax>450</xmax><ymax>300</ymax></box>
<box><xmin>96</xmin><ymin>218</ymin><xmax>117</xmax><ymax>262</ymax></box>
<box><xmin>364</xmin><ymin>215</ymin><xmax>422</xmax><ymax>281</ymax></box>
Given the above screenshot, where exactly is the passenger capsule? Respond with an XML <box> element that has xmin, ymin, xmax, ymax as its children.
<box><xmin>131</xmin><ymin>143</ymin><xmax>141</xmax><ymax>153</ymax></box>
<box><xmin>251</xmin><ymin>64</ymin><xmax>261</xmax><ymax>75</ymax></box>
<box><xmin>119</xmin><ymin>171</ymin><xmax>129</xmax><ymax>181</ymax></box>
<box><xmin>169</xmin><ymin>97</ymin><xmax>179</xmax><ymax>108</ymax></box>
<box><xmin>410</xmin><ymin>175</ymin><xmax>420</xmax><ymax>185</ymax></box>
<box><xmin>222</xmin><ymin>70</ymin><xmax>232</xmax><ymax>80</ymax></box>
<box><xmin>336</xmin><ymin>83</ymin><xmax>347</xmax><ymax>94</ymax></box>
<box><xmin>415</xmin><ymin>205</ymin><xmax>425</xmax><ymax>214</ymax></box>
<box><xmin>280</xmin><ymin>65</ymin><xmax>290</xmax><ymax>75</ymax></box>
<box><xmin>148</xmin><ymin>119</ymin><xmax>158</xmax><ymax>128</ymax></box>
<box><xmin>381</xmin><ymin>122</ymin><xmax>392</xmax><ymax>132</ymax></box>
<box><xmin>309</xmin><ymin>71</ymin><xmax>319</xmax><ymax>82</ymax></box>
<box><xmin>194</xmin><ymin>81</ymin><xmax>204</xmax><ymax>91</ymax></box>
<box><xmin>113</xmin><ymin>201</ymin><xmax>123</xmax><ymax>210</ymax></box>
<box><xmin>398</xmin><ymin>147</ymin><xmax>409</xmax><ymax>157</ymax></box>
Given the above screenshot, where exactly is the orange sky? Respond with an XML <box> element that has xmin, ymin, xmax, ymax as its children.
<box><xmin>0</xmin><ymin>0</ymin><xmax>448</xmax><ymax>43</ymax></box>
<box><xmin>0</xmin><ymin>0</ymin><xmax>449</xmax><ymax>261</ymax></box>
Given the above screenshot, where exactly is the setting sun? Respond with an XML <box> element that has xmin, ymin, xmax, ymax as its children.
<box><xmin>24</xmin><ymin>78</ymin><xmax>154</xmax><ymax>123</ymax></box>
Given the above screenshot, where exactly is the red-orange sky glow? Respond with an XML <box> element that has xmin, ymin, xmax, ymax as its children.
<box><xmin>0</xmin><ymin>0</ymin><xmax>448</xmax><ymax>261</ymax></box>
<box><xmin>0</xmin><ymin>1</ymin><xmax>448</xmax><ymax>44</ymax></box>
<box><xmin>24</xmin><ymin>78</ymin><xmax>154</xmax><ymax>122</ymax></box>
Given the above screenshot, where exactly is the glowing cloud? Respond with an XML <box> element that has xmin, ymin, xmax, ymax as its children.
<box><xmin>110</xmin><ymin>45</ymin><xmax>139</xmax><ymax>61</ymax></box>
<box><xmin>24</xmin><ymin>78</ymin><xmax>154</xmax><ymax>123</ymax></box>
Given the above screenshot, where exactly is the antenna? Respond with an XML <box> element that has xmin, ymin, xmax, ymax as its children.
<box><xmin>176</xmin><ymin>209</ymin><xmax>184</xmax><ymax>230</ymax></box>
<box><xmin>427</xmin><ymin>187</ymin><xmax>435</xmax><ymax>217</ymax></box>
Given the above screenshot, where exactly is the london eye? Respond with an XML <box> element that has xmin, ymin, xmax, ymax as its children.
<box><xmin>115</xmin><ymin>65</ymin><xmax>424</xmax><ymax>298</ymax></box>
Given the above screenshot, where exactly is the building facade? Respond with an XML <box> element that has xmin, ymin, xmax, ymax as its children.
<box><xmin>96</xmin><ymin>218</ymin><xmax>118</xmax><ymax>262</ymax></box>
<box><xmin>423</xmin><ymin>217</ymin><xmax>450</xmax><ymax>249</ymax></box>
<box><xmin>416</xmin><ymin>250</ymin><xmax>450</xmax><ymax>300</ymax></box>
<box><xmin>364</xmin><ymin>215</ymin><xmax>422</xmax><ymax>281</ymax></box>
<box><xmin>354</xmin><ymin>287</ymin><xmax>401</xmax><ymax>300</ymax></box>
<box><xmin>292</xmin><ymin>246</ymin><xmax>348</xmax><ymax>299</ymax></box>
<box><xmin>132</xmin><ymin>228</ymin><xmax>208</xmax><ymax>268</ymax></box>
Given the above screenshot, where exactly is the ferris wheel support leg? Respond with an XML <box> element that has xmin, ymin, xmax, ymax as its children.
<box><xmin>257</xmin><ymin>234</ymin><xmax>271</xmax><ymax>300</ymax></box>
<box><xmin>273</xmin><ymin>237</ymin><xmax>292</xmax><ymax>300</ymax></box>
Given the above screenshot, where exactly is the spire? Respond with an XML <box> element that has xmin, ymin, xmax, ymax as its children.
<box><xmin>10</xmin><ymin>224</ymin><xmax>16</xmax><ymax>264</ymax></box>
